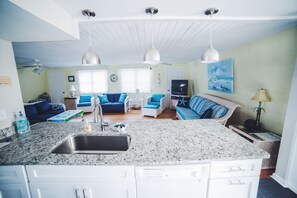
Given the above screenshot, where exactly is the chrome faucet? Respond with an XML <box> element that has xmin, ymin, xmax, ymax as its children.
<box><xmin>93</xmin><ymin>103</ymin><xmax>109</xmax><ymax>131</ymax></box>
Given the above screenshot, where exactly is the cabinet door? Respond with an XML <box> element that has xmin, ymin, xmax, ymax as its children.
<box><xmin>83</xmin><ymin>182</ymin><xmax>136</xmax><ymax>198</ymax></box>
<box><xmin>208</xmin><ymin>176</ymin><xmax>259</xmax><ymax>198</ymax></box>
<box><xmin>30</xmin><ymin>183</ymin><xmax>82</xmax><ymax>198</ymax></box>
<box><xmin>0</xmin><ymin>183</ymin><xmax>31</xmax><ymax>198</ymax></box>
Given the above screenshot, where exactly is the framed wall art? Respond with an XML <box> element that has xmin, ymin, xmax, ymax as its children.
<box><xmin>208</xmin><ymin>58</ymin><xmax>234</xmax><ymax>94</ymax></box>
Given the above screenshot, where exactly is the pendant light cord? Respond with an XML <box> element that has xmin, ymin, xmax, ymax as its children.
<box><xmin>209</xmin><ymin>12</ymin><xmax>213</xmax><ymax>47</ymax></box>
<box><xmin>150</xmin><ymin>8</ymin><xmax>155</xmax><ymax>49</ymax></box>
<box><xmin>88</xmin><ymin>16</ymin><xmax>92</xmax><ymax>49</ymax></box>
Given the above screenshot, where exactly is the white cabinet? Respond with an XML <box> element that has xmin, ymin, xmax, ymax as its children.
<box><xmin>26</xmin><ymin>165</ymin><xmax>136</xmax><ymax>198</ymax></box>
<box><xmin>208</xmin><ymin>159</ymin><xmax>262</xmax><ymax>198</ymax></box>
<box><xmin>0</xmin><ymin>166</ymin><xmax>31</xmax><ymax>198</ymax></box>
<box><xmin>135</xmin><ymin>164</ymin><xmax>210</xmax><ymax>198</ymax></box>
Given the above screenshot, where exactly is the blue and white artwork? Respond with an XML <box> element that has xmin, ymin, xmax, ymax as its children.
<box><xmin>208</xmin><ymin>58</ymin><xmax>234</xmax><ymax>94</ymax></box>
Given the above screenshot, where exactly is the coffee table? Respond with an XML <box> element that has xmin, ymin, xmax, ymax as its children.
<box><xmin>47</xmin><ymin>110</ymin><xmax>84</xmax><ymax>122</ymax></box>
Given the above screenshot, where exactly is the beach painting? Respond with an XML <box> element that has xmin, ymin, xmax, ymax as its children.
<box><xmin>208</xmin><ymin>58</ymin><xmax>234</xmax><ymax>94</ymax></box>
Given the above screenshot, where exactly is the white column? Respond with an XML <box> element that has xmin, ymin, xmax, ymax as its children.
<box><xmin>272</xmin><ymin>58</ymin><xmax>297</xmax><ymax>193</ymax></box>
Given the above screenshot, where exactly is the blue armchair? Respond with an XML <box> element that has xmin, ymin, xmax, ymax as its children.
<box><xmin>147</xmin><ymin>94</ymin><xmax>166</xmax><ymax>113</ymax></box>
<box><xmin>76</xmin><ymin>95</ymin><xmax>95</xmax><ymax>113</ymax></box>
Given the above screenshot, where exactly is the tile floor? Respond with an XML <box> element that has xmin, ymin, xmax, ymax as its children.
<box><xmin>258</xmin><ymin>178</ymin><xmax>297</xmax><ymax>198</ymax></box>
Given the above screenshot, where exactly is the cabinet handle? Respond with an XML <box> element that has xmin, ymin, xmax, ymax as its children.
<box><xmin>83</xmin><ymin>188</ymin><xmax>88</xmax><ymax>198</ymax></box>
<box><xmin>228</xmin><ymin>179</ymin><xmax>246</xmax><ymax>185</ymax></box>
<box><xmin>75</xmin><ymin>188</ymin><xmax>81</xmax><ymax>198</ymax></box>
<box><xmin>228</xmin><ymin>166</ymin><xmax>245</xmax><ymax>172</ymax></box>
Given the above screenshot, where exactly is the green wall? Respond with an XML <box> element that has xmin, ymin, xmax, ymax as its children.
<box><xmin>185</xmin><ymin>26</ymin><xmax>297</xmax><ymax>134</ymax></box>
<box><xmin>17</xmin><ymin>68</ymin><xmax>49</xmax><ymax>102</ymax></box>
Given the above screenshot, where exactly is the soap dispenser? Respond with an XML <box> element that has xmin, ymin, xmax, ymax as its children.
<box><xmin>15</xmin><ymin>111</ymin><xmax>30</xmax><ymax>134</ymax></box>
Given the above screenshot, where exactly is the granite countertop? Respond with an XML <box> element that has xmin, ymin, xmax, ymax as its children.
<box><xmin>0</xmin><ymin>120</ymin><xmax>269</xmax><ymax>166</ymax></box>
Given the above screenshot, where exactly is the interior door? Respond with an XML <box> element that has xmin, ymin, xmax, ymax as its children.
<box><xmin>166</xmin><ymin>67</ymin><xmax>184</xmax><ymax>107</ymax></box>
<box><xmin>48</xmin><ymin>70</ymin><xmax>66</xmax><ymax>103</ymax></box>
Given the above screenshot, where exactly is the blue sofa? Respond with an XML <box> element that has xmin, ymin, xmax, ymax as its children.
<box><xmin>24</xmin><ymin>101</ymin><xmax>65</xmax><ymax>125</ymax></box>
<box><xmin>175</xmin><ymin>93</ymin><xmax>240</xmax><ymax>125</ymax></box>
<box><xmin>98</xmin><ymin>93</ymin><xmax>129</xmax><ymax>113</ymax></box>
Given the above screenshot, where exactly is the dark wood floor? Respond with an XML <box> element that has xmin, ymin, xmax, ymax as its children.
<box><xmin>82</xmin><ymin>107</ymin><xmax>275</xmax><ymax>178</ymax></box>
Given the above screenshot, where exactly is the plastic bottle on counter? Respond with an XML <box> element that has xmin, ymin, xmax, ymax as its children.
<box><xmin>83</xmin><ymin>119</ymin><xmax>92</xmax><ymax>132</ymax></box>
<box><xmin>15</xmin><ymin>111</ymin><xmax>30</xmax><ymax>134</ymax></box>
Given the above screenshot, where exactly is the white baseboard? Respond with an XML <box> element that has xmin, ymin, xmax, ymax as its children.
<box><xmin>272</xmin><ymin>173</ymin><xmax>297</xmax><ymax>194</ymax></box>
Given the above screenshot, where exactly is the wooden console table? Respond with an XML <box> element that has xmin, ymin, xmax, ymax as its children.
<box><xmin>229</xmin><ymin>125</ymin><xmax>281</xmax><ymax>169</ymax></box>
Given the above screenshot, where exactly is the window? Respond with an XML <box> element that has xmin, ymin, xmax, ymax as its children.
<box><xmin>120</xmin><ymin>68</ymin><xmax>151</xmax><ymax>93</ymax></box>
<box><xmin>78</xmin><ymin>70</ymin><xmax>108</xmax><ymax>93</ymax></box>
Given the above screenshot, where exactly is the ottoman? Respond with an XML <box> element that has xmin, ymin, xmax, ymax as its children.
<box><xmin>142</xmin><ymin>104</ymin><xmax>160</xmax><ymax>118</ymax></box>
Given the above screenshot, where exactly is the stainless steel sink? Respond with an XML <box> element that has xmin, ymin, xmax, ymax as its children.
<box><xmin>51</xmin><ymin>135</ymin><xmax>131</xmax><ymax>154</ymax></box>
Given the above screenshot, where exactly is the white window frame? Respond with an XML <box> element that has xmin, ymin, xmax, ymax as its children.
<box><xmin>78</xmin><ymin>70</ymin><xmax>108</xmax><ymax>94</ymax></box>
<box><xmin>120</xmin><ymin>68</ymin><xmax>151</xmax><ymax>93</ymax></box>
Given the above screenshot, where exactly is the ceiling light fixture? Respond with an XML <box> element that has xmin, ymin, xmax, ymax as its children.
<box><xmin>144</xmin><ymin>7</ymin><xmax>161</xmax><ymax>65</ymax></box>
<box><xmin>201</xmin><ymin>8</ymin><xmax>219</xmax><ymax>64</ymax></box>
<box><xmin>82</xmin><ymin>9</ymin><xmax>100</xmax><ymax>65</ymax></box>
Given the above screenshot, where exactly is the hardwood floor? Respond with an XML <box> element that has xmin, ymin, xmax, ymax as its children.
<box><xmin>80</xmin><ymin>107</ymin><xmax>273</xmax><ymax>178</ymax></box>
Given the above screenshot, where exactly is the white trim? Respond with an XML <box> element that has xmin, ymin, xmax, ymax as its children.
<box><xmin>271</xmin><ymin>173</ymin><xmax>297</xmax><ymax>194</ymax></box>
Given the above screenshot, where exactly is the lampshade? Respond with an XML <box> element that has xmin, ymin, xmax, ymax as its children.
<box><xmin>251</xmin><ymin>88</ymin><xmax>271</xmax><ymax>102</ymax></box>
<box><xmin>144</xmin><ymin>48</ymin><xmax>161</xmax><ymax>65</ymax></box>
<box><xmin>82</xmin><ymin>50</ymin><xmax>101</xmax><ymax>65</ymax></box>
<box><xmin>69</xmin><ymin>85</ymin><xmax>76</xmax><ymax>92</ymax></box>
<box><xmin>200</xmin><ymin>43</ymin><xmax>219</xmax><ymax>63</ymax></box>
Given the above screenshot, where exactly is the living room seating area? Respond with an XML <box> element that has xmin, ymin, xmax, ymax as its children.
<box><xmin>98</xmin><ymin>93</ymin><xmax>129</xmax><ymax>113</ymax></box>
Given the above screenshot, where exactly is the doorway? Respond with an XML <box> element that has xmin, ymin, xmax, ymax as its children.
<box><xmin>48</xmin><ymin>70</ymin><xmax>66</xmax><ymax>103</ymax></box>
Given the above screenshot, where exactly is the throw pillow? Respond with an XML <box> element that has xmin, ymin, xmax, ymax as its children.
<box><xmin>118</xmin><ymin>93</ymin><xmax>127</xmax><ymax>103</ymax></box>
<box><xmin>98</xmin><ymin>95</ymin><xmax>109</xmax><ymax>104</ymax></box>
<box><xmin>177</xmin><ymin>97</ymin><xmax>190</xmax><ymax>108</ymax></box>
<box><xmin>200</xmin><ymin>108</ymin><xmax>213</xmax><ymax>119</ymax></box>
<box><xmin>35</xmin><ymin>101</ymin><xmax>51</xmax><ymax>113</ymax></box>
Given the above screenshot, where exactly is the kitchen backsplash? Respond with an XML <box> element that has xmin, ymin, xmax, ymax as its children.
<box><xmin>0</xmin><ymin>126</ymin><xmax>15</xmax><ymax>140</ymax></box>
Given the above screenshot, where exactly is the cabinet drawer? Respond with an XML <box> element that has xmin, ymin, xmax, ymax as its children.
<box><xmin>26</xmin><ymin>165</ymin><xmax>135</xmax><ymax>182</ymax></box>
<box><xmin>210</xmin><ymin>159</ymin><xmax>262</xmax><ymax>178</ymax></box>
<box><xmin>0</xmin><ymin>166</ymin><xmax>28</xmax><ymax>184</ymax></box>
<box><xmin>208</xmin><ymin>176</ymin><xmax>259</xmax><ymax>198</ymax></box>
<box><xmin>0</xmin><ymin>183</ymin><xmax>31</xmax><ymax>198</ymax></box>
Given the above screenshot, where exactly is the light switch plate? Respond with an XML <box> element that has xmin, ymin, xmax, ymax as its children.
<box><xmin>0</xmin><ymin>110</ymin><xmax>7</xmax><ymax>121</ymax></box>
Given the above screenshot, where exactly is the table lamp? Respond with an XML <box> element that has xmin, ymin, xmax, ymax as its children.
<box><xmin>251</xmin><ymin>88</ymin><xmax>271</xmax><ymax>129</ymax></box>
<box><xmin>69</xmin><ymin>85</ymin><xmax>76</xmax><ymax>97</ymax></box>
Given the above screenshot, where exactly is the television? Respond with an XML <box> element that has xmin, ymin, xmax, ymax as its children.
<box><xmin>171</xmin><ymin>80</ymin><xmax>188</xmax><ymax>96</ymax></box>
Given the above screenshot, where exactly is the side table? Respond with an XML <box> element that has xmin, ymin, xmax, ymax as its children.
<box><xmin>129</xmin><ymin>98</ymin><xmax>143</xmax><ymax>110</ymax></box>
<box><xmin>64</xmin><ymin>97</ymin><xmax>77</xmax><ymax>110</ymax></box>
<box><xmin>229</xmin><ymin>125</ymin><xmax>281</xmax><ymax>169</ymax></box>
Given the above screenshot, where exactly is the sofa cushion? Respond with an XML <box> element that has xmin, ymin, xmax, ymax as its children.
<box><xmin>104</xmin><ymin>93</ymin><xmax>121</xmax><ymax>103</ymax></box>
<box><xmin>30</xmin><ymin>114</ymin><xmax>56</xmax><ymax>121</ymax></box>
<box><xmin>200</xmin><ymin>108</ymin><xmax>213</xmax><ymax>119</ymax></box>
<box><xmin>147</xmin><ymin>101</ymin><xmax>160</xmax><ymax>106</ymax></box>
<box><xmin>80</xmin><ymin>95</ymin><xmax>92</xmax><ymax>103</ymax></box>
<box><xmin>143</xmin><ymin>104</ymin><xmax>160</xmax><ymax>109</ymax></box>
<box><xmin>98</xmin><ymin>95</ymin><xmax>109</xmax><ymax>104</ymax></box>
<box><xmin>151</xmin><ymin>94</ymin><xmax>165</xmax><ymax>102</ymax></box>
<box><xmin>41</xmin><ymin>109</ymin><xmax>64</xmax><ymax>115</ymax></box>
<box><xmin>101</xmin><ymin>102</ymin><xmax>124</xmax><ymax>113</ymax></box>
<box><xmin>212</xmin><ymin>105</ymin><xmax>228</xmax><ymax>118</ymax></box>
<box><xmin>118</xmin><ymin>93</ymin><xmax>127</xmax><ymax>103</ymax></box>
<box><xmin>176</xmin><ymin>106</ymin><xmax>200</xmax><ymax>120</ymax></box>
<box><xmin>177</xmin><ymin>97</ymin><xmax>190</xmax><ymax>108</ymax></box>
<box><xmin>77</xmin><ymin>102</ymin><xmax>91</xmax><ymax>107</ymax></box>
<box><xmin>24</xmin><ymin>105</ymin><xmax>38</xmax><ymax>118</ymax></box>
<box><xmin>189</xmin><ymin>96</ymin><xmax>205</xmax><ymax>112</ymax></box>
<box><xmin>35</xmin><ymin>101</ymin><xmax>51</xmax><ymax>113</ymax></box>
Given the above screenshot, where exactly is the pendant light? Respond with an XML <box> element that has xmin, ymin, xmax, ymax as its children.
<box><xmin>201</xmin><ymin>8</ymin><xmax>219</xmax><ymax>63</ymax></box>
<box><xmin>82</xmin><ymin>9</ymin><xmax>100</xmax><ymax>65</ymax></box>
<box><xmin>144</xmin><ymin>7</ymin><xmax>161</xmax><ymax>65</ymax></box>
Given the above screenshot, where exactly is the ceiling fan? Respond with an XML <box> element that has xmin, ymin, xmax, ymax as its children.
<box><xmin>18</xmin><ymin>59</ymin><xmax>45</xmax><ymax>75</ymax></box>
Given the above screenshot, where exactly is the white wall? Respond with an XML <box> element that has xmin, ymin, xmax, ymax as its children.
<box><xmin>0</xmin><ymin>39</ymin><xmax>24</xmax><ymax>129</ymax></box>
<box><xmin>272</xmin><ymin>58</ymin><xmax>297</xmax><ymax>193</ymax></box>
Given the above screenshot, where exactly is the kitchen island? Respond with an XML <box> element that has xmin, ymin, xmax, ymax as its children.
<box><xmin>0</xmin><ymin>120</ymin><xmax>269</xmax><ymax>198</ymax></box>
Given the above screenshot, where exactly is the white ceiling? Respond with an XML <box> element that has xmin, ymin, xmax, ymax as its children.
<box><xmin>9</xmin><ymin>0</ymin><xmax>297</xmax><ymax>67</ymax></box>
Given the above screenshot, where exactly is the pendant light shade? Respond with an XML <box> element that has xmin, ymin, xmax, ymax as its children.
<box><xmin>201</xmin><ymin>8</ymin><xmax>219</xmax><ymax>64</ymax></box>
<box><xmin>144</xmin><ymin>48</ymin><xmax>161</xmax><ymax>64</ymax></box>
<box><xmin>82</xmin><ymin>9</ymin><xmax>100</xmax><ymax>65</ymax></box>
<box><xmin>143</xmin><ymin>7</ymin><xmax>161</xmax><ymax>65</ymax></box>
<box><xmin>82</xmin><ymin>50</ymin><xmax>100</xmax><ymax>65</ymax></box>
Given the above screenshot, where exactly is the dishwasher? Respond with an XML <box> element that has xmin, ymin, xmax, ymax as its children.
<box><xmin>135</xmin><ymin>164</ymin><xmax>210</xmax><ymax>198</ymax></box>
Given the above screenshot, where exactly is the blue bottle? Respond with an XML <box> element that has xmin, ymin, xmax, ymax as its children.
<box><xmin>16</xmin><ymin>111</ymin><xmax>30</xmax><ymax>134</ymax></box>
